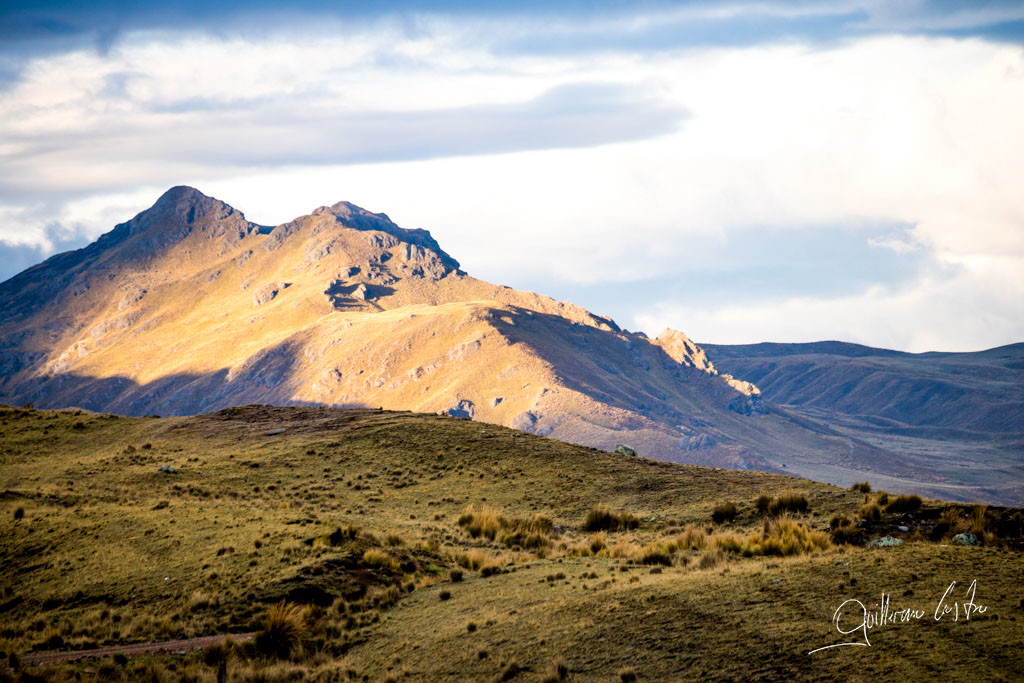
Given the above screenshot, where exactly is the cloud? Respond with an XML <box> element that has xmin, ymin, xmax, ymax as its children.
<box><xmin>0</xmin><ymin>81</ymin><xmax>683</xmax><ymax>193</ymax></box>
<box><xmin>0</xmin><ymin>219</ymin><xmax>95</xmax><ymax>282</ymax></box>
<box><xmin>634</xmin><ymin>255</ymin><xmax>1024</xmax><ymax>352</ymax></box>
<box><xmin>2</xmin><ymin>1</ymin><xmax>1023</xmax><ymax>58</ymax></box>
<box><xmin>0</xmin><ymin>28</ymin><xmax>684</xmax><ymax>201</ymax></box>
<box><xmin>0</xmin><ymin>25</ymin><xmax>1022</xmax><ymax>351</ymax></box>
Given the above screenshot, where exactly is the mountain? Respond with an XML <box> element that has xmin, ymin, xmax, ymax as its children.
<box><xmin>703</xmin><ymin>341</ymin><xmax>1024</xmax><ymax>505</ymax></box>
<box><xmin>0</xmin><ymin>186</ymin><xmax>1019</xmax><ymax>504</ymax></box>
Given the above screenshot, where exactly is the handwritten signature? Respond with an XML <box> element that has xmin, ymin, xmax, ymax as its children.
<box><xmin>808</xmin><ymin>579</ymin><xmax>987</xmax><ymax>654</ymax></box>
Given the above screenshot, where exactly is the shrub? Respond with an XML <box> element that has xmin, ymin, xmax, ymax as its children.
<box><xmin>828</xmin><ymin>514</ymin><xmax>851</xmax><ymax>530</ymax></box>
<box><xmin>885</xmin><ymin>495</ymin><xmax>922</xmax><ymax>513</ymax></box>
<box><xmin>930</xmin><ymin>507</ymin><xmax>965</xmax><ymax>541</ymax></box>
<box><xmin>455</xmin><ymin>549</ymin><xmax>486</xmax><ymax>571</ymax></box>
<box><xmin>858</xmin><ymin>502</ymin><xmax>881</xmax><ymax>523</ymax></box>
<box><xmin>698</xmin><ymin>548</ymin><xmax>725</xmax><ymax>570</ymax></box>
<box><xmin>188</xmin><ymin>590</ymin><xmax>217</xmax><ymax>611</ymax></box>
<box><xmin>830</xmin><ymin>525</ymin><xmax>864</xmax><ymax>546</ymax></box>
<box><xmin>255</xmin><ymin>602</ymin><xmax>306</xmax><ymax>659</ymax></box>
<box><xmin>376</xmin><ymin>585</ymin><xmax>402</xmax><ymax>608</ymax></box>
<box><xmin>638</xmin><ymin>545</ymin><xmax>673</xmax><ymax>566</ymax></box>
<box><xmin>449</xmin><ymin>569</ymin><xmax>464</xmax><ymax>583</ymax></box>
<box><xmin>583</xmin><ymin>505</ymin><xmax>640</xmax><ymax>532</ymax></box>
<box><xmin>756</xmin><ymin>516</ymin><xmax>828</xmax><ymax>556</ymax></box>
<box><xmin>715</xmin><ymin>515</ymin><xmax>829</xmax><ymax>557</ymax></box>
<box><xmin>608</xmin><ymin>541</ymin><xmax>642</xmax><ymax>558</ymax></box>
<box><xmin>589</xmin><ymin>532</ymin><xmax>608</xmax><ymax>555</ymax></box>
<box><xmin>876</xmin><ymin>492</ymin><xmax>889</xmax><ymax>507</ymax></box>
<box><xmin>619</xmin><ymin>667</ymin><xmax>638</xmax><ymax>683</ymax></box>
<box><xmin>754</xmin><ymin>494</ymin><xmax>771</xmax><ymax>514</ymax></box>
<box><xmin>13</xmin><ymin>507</ymin><xmax>24</xmax><ymax>521</ymax></box>
<box><xmin>673</xmin><ymin>524</ymin><xmax>708</xmax><ymax>552</ymax></box>
<box><xmin>711</xmin><ymin>501</ymin><xmax>737</xmax><ymax>524</ymax></box>
<box><xmin>768</xmin><ymin>493</ymin><xmax>809</xmax><ymax>516</ymax></box>
<box><xmin>711</xmin><ymin>532</ymin><xmax>745</xmax><ymax>554</ymax></box>
<box><xmin>385</xmin><ymin>534</ymin><xmax>404</xmax><ymax>547</ymax></box>
<box><xmin>456</xmin><ymin>550</ymin><xmax>508</xmax><ymax>577</ymax></box>
<box><xmin>636</xmin><ymin>526</ymin><xmax>707</xmax><ymax>561</ymax></box>
<box><xmin>321</xmin><ymin>525</ymin><xmax>359</xmax><ymax>547</ymax></box>
<box><xmin>362</xmin><ymin>549</ymin><xmax>399</xmax><ymax>572</ymax></box>
<box><xmin>541</xmin><ymin>657</ymin><xmax>569</xmax><ymax>683</ymax></box>
<box><xmin>498</xmin><ymin>661</ymin><xmax>521</xmax><ymax>681</ymax></box>
<box><xmin>850</xmin><ymin>482</ymin><xmax>872</xmax><ymax>493</ymax></box>
<box><xmin>458</xmin><ymin>505</ymin><xmax>553</xmax><ymax>548</ymax></box>
<box><xmin>439</xmin><ymin>590</ymin><xmax>451</xmax><ymax>601</ymax></box>
<box><xmin>96</xmin><ymin>663</ymin><xmax>120</xmax><ymax>679</ymax></box>
<box><xmin>202</xmin><ymin>636</ymin><xmax>234</xmax><ymax>667</ymax></box>
<box><xmin>969</xmin><ymin>505</ymin><xmax>992</xmax><ymax>535</ymax></box>
<box><xmin>458</xmin><ymin>505</ymin><xmax>505</xmax><ymax>540</ymax></box>
<box><xmin>569</xmin><ymin>542</ymin><xmax>593</xmax><ymax>557</ymax></box>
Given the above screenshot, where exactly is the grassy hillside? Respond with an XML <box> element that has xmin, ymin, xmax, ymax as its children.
<box><xmin>1</xmin><ymin>405</ymin><xmax>1022</xmax><ymax>681</ymax></box>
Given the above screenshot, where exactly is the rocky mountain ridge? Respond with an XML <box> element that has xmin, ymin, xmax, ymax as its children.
<box><xmin>1</xmin><ymin>187</ymin><xmax>1019</xmax><ymax>504</ymax></box>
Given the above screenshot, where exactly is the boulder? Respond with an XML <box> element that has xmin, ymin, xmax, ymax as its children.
<box><xmin>252</xmin><ymin>282</ymin><xmax>281</xmax><ymax>306</ymax></box>
<box><xmin>448</xmin><ymin>399</ymin><xmax>475</xmax><ymax>419</ymax></box>
<box><xmin>729</xmin><ymin>394</ymin><xmax>766</xmax><ymax>416</ymax></box>
<box><xmin>615</xmin><ymin>444</ymin><xmax>637</xmax><ymax>457</ymax></box>
<box><xmin>952</xmin><ymin>533</ymin><xmax>979</xmax><ymax>546</ymax></box>
<box><xmin>868</xmin><ymin>535</ymin><xmax>903</xmax><ymax>548</ymax></box>
<box><xmin>510</xmin><ymin>411</ymin><xmax>538</xmax><ymax>431</ymax></box>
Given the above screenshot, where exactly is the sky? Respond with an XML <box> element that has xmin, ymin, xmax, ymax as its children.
<box><xmin>1</xmin><ymin>1</ymin><xmax>1023</xmax><ymax>352</ymax></box>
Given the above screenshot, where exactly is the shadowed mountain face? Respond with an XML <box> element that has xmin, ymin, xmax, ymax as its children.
<box><xmin>0</xmin><ymin>187</ymin><xmax>1021</xmax><ymax>504</ymax></box>
<box><xmin>703</xmin><ymin>341</ymin><xmax>1024</xmax><ymax>505</ymax></box>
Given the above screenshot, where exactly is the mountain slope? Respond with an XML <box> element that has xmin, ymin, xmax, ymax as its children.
<box><xmin>703</xmin><ymin>341</ymin><xmax>1024</xmax><ymax>505</ymax></box>
<box><xmin>0</xmin><ymin>187</ymin><xmax>1019</xmax><ymax>504</ymax></box>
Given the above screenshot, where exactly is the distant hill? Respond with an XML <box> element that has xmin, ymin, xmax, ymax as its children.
<box><xmin>0</xmin><ymin>186</ymin><xmax>1020</xmax><ymax>504</ymax></box>
<box><xmin>703</xmin><ymin>341</ymin><xmax>1024</xmax><ymax>504</ymax></box>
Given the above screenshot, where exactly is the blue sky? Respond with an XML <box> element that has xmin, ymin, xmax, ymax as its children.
<box><xmin>1</xmin><ymin>1</ymin><xmax>1023</xmax><ymax>351</ymax></box>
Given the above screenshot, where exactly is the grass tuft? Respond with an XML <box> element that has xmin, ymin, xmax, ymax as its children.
<box><xmin>458</xmin><ymin>505</ymin><xmax>554</xmax><ymax>548</ymax></box>
<box><xmin>583</xmin><ymin>505</ymin><xmax>640</xmax><ymax>532</ymax></box>
<box><xmin>857</xmin><ymin>502</ymin><xmax>881</xmax><ymax>523</ymax></box>
<box><xmin>885</xmin><ymin>495</ymin><xmax>923</xmax><ymax>513</ymax></box>
<box><xmin>768</xmin><ymin>493</ymin><xmax>809</xmax><ymax>516</ymax></box>
<box><xmin>255</xmin><ymin>602</ymin><xmax>306</xmax><ymax>660</ymax></box>
<box><xmin>711</xmin><ymin>501</ymin><xmax>738</xmax><ymax>524</ymax></box>
<box><xmin>362</xmin><ymin>548</ymin><xmax>399</xmax><ymax>572</ymax></box>
<box><xmin>714</xmin><ymin>514</ymin><xmax>829</xmax><ymax>557</ymax></box>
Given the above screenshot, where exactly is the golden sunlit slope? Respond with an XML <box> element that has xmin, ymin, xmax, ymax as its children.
<box><xmin>2</xmin><ymin>406</ymin><xmax>1023</xmax><ymax>681</ymax></box>
<box><xmin>0</xmin><ymin>187</ymin><xmax>1010</xmax><ymax>503</ymax></box>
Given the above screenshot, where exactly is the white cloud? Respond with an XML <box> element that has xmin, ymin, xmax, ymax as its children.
<box><xmin>635</xmin><ymin>255</ymin><xmax>1024</xmax><ymax>352</ymax></box>
<box><xmin>1</xmin><ymin>28</ymin><xmax>1022</xmax><ymax>351</ymax></box>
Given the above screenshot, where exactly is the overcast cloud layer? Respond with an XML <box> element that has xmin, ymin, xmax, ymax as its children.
<box><xmin>1</xmin><ymin>1</ymin><xmax>1023</xmax><ymax>352</ymax></box>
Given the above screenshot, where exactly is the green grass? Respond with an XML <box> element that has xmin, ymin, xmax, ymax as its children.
<box><xmin>1</xmin><ymin>404</ymin><xmax>1022</xmax><ymax>681</ymax></box>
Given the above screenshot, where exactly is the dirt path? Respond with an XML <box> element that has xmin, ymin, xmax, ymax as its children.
<box><xmin>17</xmin><ymin>632</ymin><xmax>256</xmax><ymax>666</ymax></box>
